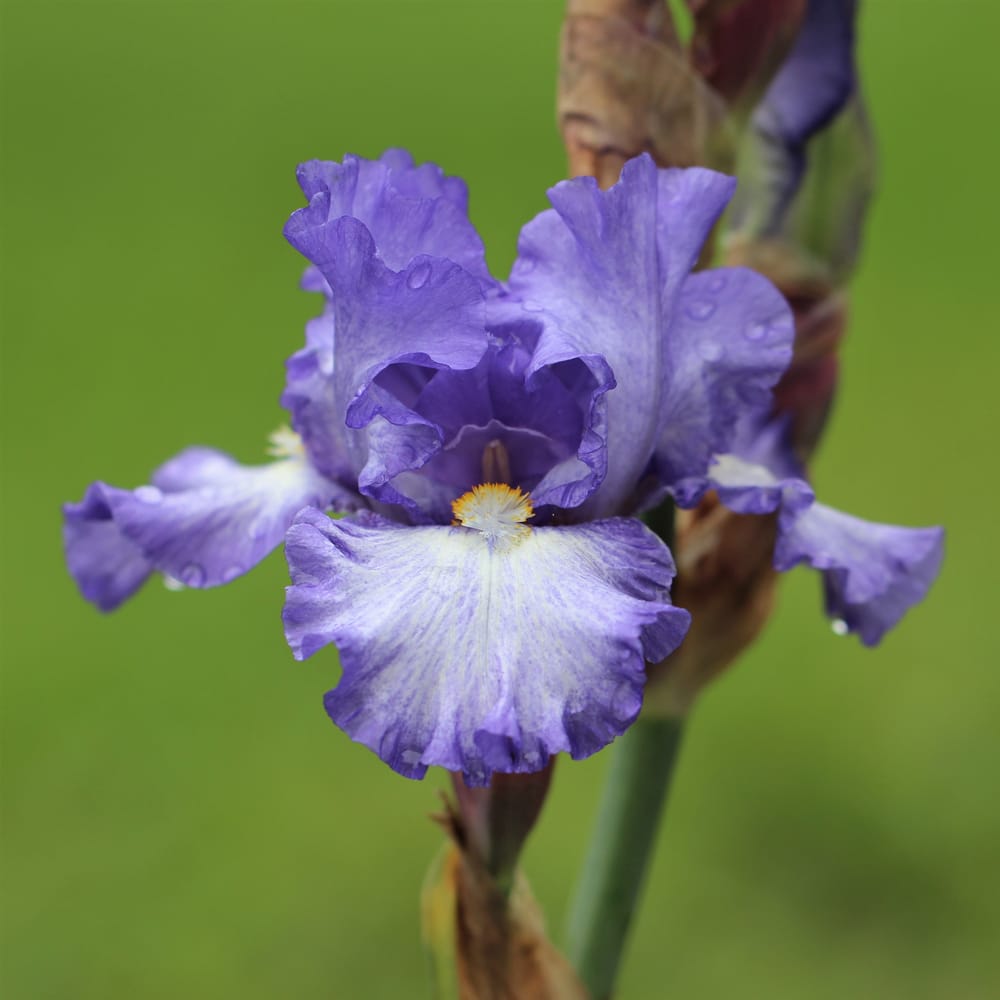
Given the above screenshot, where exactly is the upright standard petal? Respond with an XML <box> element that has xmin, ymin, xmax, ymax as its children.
<box><xmin>508</xmin><ymin>154</ymin><xmax>792</xmax><ymax>516</ymax></box>
<box><xmin>652</xmin><ymin>266</ymin><xmax>793</xmax><ymax>492</ymax></box>
<box><xmin>63</xmin><ymin>445</ymin><xmax>338</xmax><ymax>608</ymax></box>
<box><xmin>282</xmin><ymin>217</ymin><xmax>488</xmax><ymax>512</ymax></box>
<box><xmin>281</xmin><ymin>308</ymin><xmax>357</xmax><ymax>487</ymax></box>
<box><xmin>283</xmin><ymin>508</ymin><xmax>690</xmax><ymax>785</ymax></box>
<box><xmin>290</xmin><ymin>150</ymin><xmax>491</xmax><ymax>280</ymax></box>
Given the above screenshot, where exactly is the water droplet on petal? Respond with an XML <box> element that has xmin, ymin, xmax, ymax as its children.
<box><xmin>400</xmin><ymin>748</ymin><xmax>423</xmax><ymax>766</ymax></box>
<box><xmin>163</xmin><ymin>575</ymin><xmax>185</xmax><ymax>592</ymax></box>
<box><xmin>134</xmin><ymin>485</ymin><xmax>163</xmax><ymax>504</ymax></box>
<box><xmin>686</xmin><ymin>300</ymin><xmax>716</xmax><ymax>321</ymax></box>
<box><xmin>406</xmin><ymin>261</ymin><xmax>432</xmax><ymax>289</ymax></box>
<box><xmin>745</xmin><ymin>321</ymin><xmax>768</xmax><ymax>341</ymax></box>
<box><xmin>379</xmin><ymin>728</ymin><xmax>399</xmax><ymax>761</ymax></box>
<box><xmin>611</xmin><ymin>681</ymin><xmax>641</xmax><ymax>722</ymax></box>
<box><xmin>707</xmin><ymin>274</ymin><xmax>726</xmax><ymax>293</ymax></box>
<box><xmin>518</xmin><ymin>256</ymin><xmax>537</xmax><ymax>275</ymax></box>
<box><xmin>523</xmin><ymin>750</ymin><xmax>541</xmax><ymax>765</ymax></box>
<box><xmin>318</xmin><ymin>350</ymin><xmax>334</xmax><ymax>377</ymax></box>
<box><xmin>831</xmin><ymin>618</ymin><xmax>849</xmax><ymax>637</ymax></box>
<box><xmin>247</xmin><ymin>515</ymin><xmax>270</xmax><ymax>540</ymax></box>
<box><xmin>522</xmin><ymin>299</ymin><xmax>545</xmax><ymax>313</ymax></box>
<box><xmin>697</xmin><ymin>340</ymin><xmax>723</xmax><ymax>362</ymax></box>
<box><xmin>221</xmin><ymin>565</ymin><xmax>243</xmax><ymax>583</ymax></box>
<box><xmin>180</xmin><ymin>563</ymin><xmax>205</xmax><ymax>587</ymax></box>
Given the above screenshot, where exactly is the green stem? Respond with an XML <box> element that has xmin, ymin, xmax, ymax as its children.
<box><xmin>565</xmin><ymin>715</ymin><xmax>685</xmax><ymax>1000</ymax></box>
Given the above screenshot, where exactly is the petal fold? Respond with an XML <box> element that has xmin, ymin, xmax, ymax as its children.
<box><xmin>63</xmin><ymin>483</ymin><xmax>153</xmax><ymax>611</ymax></box>
<box><xmin>283</xmin><ymin>509</ymin><xmax>690</xmax><ymax>784</ymax></box>
<box><xmin>776</xmin><ymin>503</ymin><xmax>944</xmax><ymax>646</ymax></box>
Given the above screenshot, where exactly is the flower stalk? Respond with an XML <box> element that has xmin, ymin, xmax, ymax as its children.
<box><xmin>565</xmin><ymin>715</ymin><xmax>685</xmax><ymax>1000</ymax></box>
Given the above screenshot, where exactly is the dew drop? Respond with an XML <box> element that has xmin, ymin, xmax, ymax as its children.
<box><xmin>686</xmin><ymin>300</ymin><xmax>716</xmax><ymax>321</ymax></box>
<box><xmin>180</xmin><ymin>563</ymin><xmax>205</xmax><ymax>587</ymax></box>
<box><xmin>522</xmin><ymin>299</ymin><xmax>545</xmax><ymax>313</ymax></box>
<box><xmin>221</xmin><ymin>565</ymin><xmax>243</xmax><ymax>583</ymax></box>
<box><xmin>697</xmin><ymin>340</ymin><xmax>723</xmax><ymax>362</ymax></box>
<box><xmin>400</xmin><ymin>748</ymin><xmax>423</xmax><ymax>766</ymax></box>
<box><xmin>745</xmin><ymin>321</ymin><xmax>768</xmax><ymax>341</ymax></box>
<box><xmin>707</xmin><ymin>274</ymin><xmax>726</xmax><ymax>293</ymax></box>
<box><xmin>831</xmin><ymin>618</ymin><xmax>849</xmax><ymax>637</ymax></box>
<box><xmin>406</xmin><ymin>261</ymin><xmax>432</xmax><ymax>289</ymax></box>
<box><xmin>379</xmin><ymin>728</ymin><xmax>399</xmax><ymax>761</ymax></box>
<box><xmin>247</xmin><ymin>515</ymin><xmax>270</xmax><ymax>540</ymax></box>
<box><xmin>611</xmin><ymin>681</ymin><xmax>641</xmax><ymax>722</ymax></box>
<box><xmin>163</xmin><ymin>575</ymin><xmax>185</xmax><ymax>592</ymax></box>
<box><xmin>134</xmin><ymin>485</ymin><xmax>163</xmax><ymax>504</ymax></box>
<box><xmin>318</xmin><ymin>350</ymin><xmax>334</xmax><ymax>377</ymax></box>
<box><xmin>523</xmin><ymin>750</ymin><xmax>541</xmax><ymax>765</ymax></box>
<box><xmin>518</xmin><ymin>256</ymin><xmax>537</xmax><ymax>275</ymax></box>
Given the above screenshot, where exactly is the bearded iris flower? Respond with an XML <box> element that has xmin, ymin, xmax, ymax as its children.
<box><xmin>63</xmin><ymin>149</ymin><xmax>942</xmax><ymax>785</ymax></box>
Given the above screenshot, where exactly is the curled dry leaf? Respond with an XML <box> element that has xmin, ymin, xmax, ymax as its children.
<box><xmin>559</xmin><ymin>0</ymin><xmax>728</xmax><ymax>183</ymax></box>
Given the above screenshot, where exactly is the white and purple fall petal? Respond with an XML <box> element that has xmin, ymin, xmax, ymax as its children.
<box><xmin>672</xmin><ymin>419</ymin><xmax>944</xmax><ymax>646</ymax></box>
<box><xmin>283</xmin><ymin>500</ymin><xmax>690</xmax><ymax>785</ymax></box>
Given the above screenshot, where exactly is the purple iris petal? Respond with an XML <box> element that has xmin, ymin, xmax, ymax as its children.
<box><xmin>281</xmin><ymin>214</ymin><xmax>488</xmax><ymax>510</ymax></box>
<box><xmin>376</xmin><ymin>148</ymin><xmax>471</xmax><ymax>206</ymax></box>
<box><xmin>290</xmin><ymin>149</ymin><xmax>491</xmax><ymax>281</ymax></box>
<box><xmin>350</xmin><ymin>308</ymin><xmax>613</xmax><ymax>521</ymax></box>
<box><xmin>653</xmin><ymin>267</ymin><xmax>793</xmax><ymax>492</ymax></box>
<box><xmin>776</xmin><ymin>503</ymin><xmax>945</xmax><ymax>646</ymax></box>
<box><xmin>508</xmin><ymin>154</ymin><xmax>792</xmax><ymax>517</ymax></box>
<box><xmin>281</xmin><ymin>308</ymin><xmax>357</xmax><ymax>487</ymax></box>
<box><xmin>63</xmin><ymin>446</ymin><xmax>337</xmax><ymax>608</ymax></box>
<box><xmin>674</xmin><ymin>429</ymin><xmax>943</xmax><ymax>644</ymax></box>
<box><xmin>63</xmin><ymin>483</ymin><xmax>154</xmax><ymax>611</ymax></box>
<box><xmin>283</xmin><ymin>508</ymin><xmax>690</xmax><ymax>785</ymax></box>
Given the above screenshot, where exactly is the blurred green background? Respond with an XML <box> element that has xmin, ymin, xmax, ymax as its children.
<box><xmin>2</xmin><ymin>1</ymin><xmax>997</xmax><ymax>997</ymax></box>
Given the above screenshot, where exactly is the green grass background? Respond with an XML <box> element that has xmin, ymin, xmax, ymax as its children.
<box><xmin>2</xmin><ymin>1</ymin><xmax>996</xmax><ymax>997</ymax></box>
